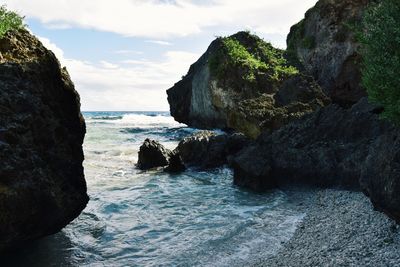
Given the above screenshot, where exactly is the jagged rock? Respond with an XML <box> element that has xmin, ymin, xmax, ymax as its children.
<box><xmin>287</xmin><ymin>0</ymin><xmax>372</xmax><ymax>105</ymax></box>
<box><xmin>167</xmin><ymin>31</ymin><xmax>329</xmax><ymax>138</ymax></box>
<box><xmin>137</xmin><ymin>139</ymin><xmax>172</xmax><ymax>170</ymax></box>
<box><xmin>0</xmin><ymin>29</ymin><xmax>88</xmax><ymax>250</ymax></box>
<box><xmin>175</xmin><ymin>131</ymin><xmax>250</xmax><ymax>169</ymax></box>
<box><xmin>164</xmin><ymin>152</ymin><xmax>186</xmax><ymax>173</ymax></box>
<box><xmin>232</xmin><ymin>97</ymin><xmax>400</xmax><ymax>223</ymax></box>
<box><xmin>176</xmin><ymin>131</ymin><xmax>226</xmax><ymax>168</ymax></box>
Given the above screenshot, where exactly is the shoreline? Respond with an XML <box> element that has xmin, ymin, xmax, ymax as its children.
<box><xmin>252</xmin><ymin>188</ymin><xmax>400</xmax><ymax>267</ymax></box>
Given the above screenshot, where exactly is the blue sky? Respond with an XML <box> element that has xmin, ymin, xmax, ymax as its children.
<box><xmin>3</xmin><ymin>0</ymin><xmax>318</xmax><ymax>111</ymax></box>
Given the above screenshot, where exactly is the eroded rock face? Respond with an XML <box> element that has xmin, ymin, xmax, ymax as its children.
<box><xmin>287</xmin><ymin>0</ymin><xmax>371</xmax><ymax>105</ymax></box>
<box><xmin>137</xmin><ymin>139</ymin><xmax>173</xmax><ymax>170</ymax></box>
<box><xmin>232</xmin><ymin>97</ymin><xmax>400</xmax><ymax>223</ymax></box>
<box><xmin>167</xmin><ymin>31</ymin><xmax>329</xmax><ymax>138</ymax></box>
<box><xmin>0</xmin><ymin>29</ymin><xmax>88</xmax><ymax>250</ymax></box>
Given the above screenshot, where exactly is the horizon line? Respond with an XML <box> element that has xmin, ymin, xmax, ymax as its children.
<box><xmin>81</xmin><ymin>110</ymin><xmax>170</xmax><ymax>112</ymax></box>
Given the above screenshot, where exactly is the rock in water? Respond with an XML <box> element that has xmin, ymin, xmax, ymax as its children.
<box><xmin>164</xmin><ymin>152</ymin><xmax>186</xmax><ymax>173</ymax></box>
<box><xmin>137</xmin><ymin>139</ymin><xmax>172</xmax><ymax>170</ymax></box>
<box><xmin>0</xmin><ymin>29</ymin><xmax>88</xmax><ymax>250</ymax></box>
<box><xmin>175</xmin><ymin>131</ymin><xmax>250</xmax><ymax>169</ymax></box>
<box><xmin>287</xmin><ymin>0</ymin><xmax>371</xmax><ymax>105</ymax></box>
<box><xmin>167</xmin><ymin>31</ymin><xmax>329</xmax><ymax>138</ymax></box>
<box><xmin>176</xmin><ymin>131</ymin><xmax>227</xmax><ymax>169</ymax></box>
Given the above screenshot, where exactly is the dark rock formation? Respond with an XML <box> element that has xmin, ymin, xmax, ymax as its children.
<box><xmin>0</xmin><ymin>29</ymin><xmax>88</xmax><ymax>250</ymax></box>
<box><xmin>232</xmin><ymin>97</ymin><xmax>400</xmax><ymax>223</ymax></box>
<box><xmin>164</xmin><ymin>152</ymin><xmax>186</xmax><ymax>173</ymax></box>
<box><xmin>232</xmin><ymin>98</ymin><xmax>381</xmax><ymax>190</ymax></box>
<box><xmin>138</xmin><ymin>131</ymin><xmax>249</xmax><ymax>171</ymax></box>
<box><xmin>360</xmin><ymin>131</ymin><xmax>400</xmax><ymax>224</ymax></box>
<box><xmin>167</xmin><ymin>31</ymin><xmax>329</xmax><ymax>138</ymax></box>
<box><xmin>175</xmin><ymin>131</ymin><xmax>250</xmax><ymax>169</ymax></box>
<box><xmin>137</xmin><ymin>139</ymin><xmax>173</xmax><ymax>170</ymax></box>
<box><xmin>287</xmin><ymin>0</ymin><xmax>371</xmax><ymax>105</ymax></box>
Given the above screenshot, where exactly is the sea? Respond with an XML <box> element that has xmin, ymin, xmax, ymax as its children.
<box><xmin>3</xmin><ymin>111</ymin><xmax>305</xmax><ymax>267</ymax></box>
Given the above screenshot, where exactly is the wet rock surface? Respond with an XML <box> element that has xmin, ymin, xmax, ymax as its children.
<box><xmin>175</xmin><ymin>131</ymin><xmax>250</xmax><ymax>169</ymax></box>
<box><xmin>137</xmin><ymin>139</ymin><xmax>173</xmax><ymax>170</ymax></box>
<box><xmin>0</xmin><ymin>29</ymin><xmax>88</xmax><ymax>250</ymax></box>
<box><xmin>138</xmin><ymin>131</ymin><xmax>250</xmax><ymax>171</ymax></box>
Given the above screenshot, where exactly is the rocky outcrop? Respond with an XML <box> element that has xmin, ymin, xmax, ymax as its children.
<box><xmin>232</xmin><ymin>97</ymin><xmax>400</xmax><ymax>223</ymax></box>
<box><xmin>137</xmin><ymin>139</ymin><xmax>173</xmax><ymax>170</ymax></box>
<box><xmin>287</xmin><ymin>0</ymin><xmax>371</xmax><ymax>105</ymax></box>
<box><xmin>138</xmin><ymin>131</ymin><xmax>249</xmax><ymax>171</ymax></box>
<box><xmin>0</xmin><ymin>29</ymin><xmax>88</xmax><ymax>250</ymax></box>
<box><xmin>175</xmin><ymin>131</ymin><xmax>249</xmax><ymax>169</ymax></box>
<box><xmin>167</xmin><ymin>31</ymin><xmax>329</xmax><ymax>138</ymax></box>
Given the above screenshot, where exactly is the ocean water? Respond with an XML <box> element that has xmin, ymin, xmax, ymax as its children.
<box><xmin>3</xmin><ymin>112</ymin><xmax>304</xmax><ymax>267</ymax></box>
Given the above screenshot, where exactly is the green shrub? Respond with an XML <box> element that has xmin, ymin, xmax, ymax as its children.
<box><xmin>0</xmin><ymin>5</ymin><xmax>24</xmax><ymax>38</ymax></box>
<box><xmin>209</xmin><ymin>33</ymin><xmax>298</xmax><ymax>87</ymax></box>
<box><xmin>360</xmin><ymin>0</ymin><xmax>400</xmax><ymax>123</ymax></box>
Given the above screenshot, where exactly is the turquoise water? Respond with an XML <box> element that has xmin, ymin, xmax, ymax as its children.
<box><xmin>3</xmin><ymin>112</ymin><xmax>304</xmax><ymax>267</ymax></box>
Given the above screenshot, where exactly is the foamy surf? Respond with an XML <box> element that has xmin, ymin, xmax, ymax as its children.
<box><xmin>86</xmin><ymin>112</ymin><xmax>186</xmax><ymax>129</ymax></box>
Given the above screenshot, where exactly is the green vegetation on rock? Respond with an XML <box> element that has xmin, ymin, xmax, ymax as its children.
<box><xmin>360</xmin><ymin>0</ymin><xmax>400</xmax><ymax>123</ymax></box>
<box><xmin>0</xmin><ymin>5</ymin><xmax>24</xmax><ymax>38</ymax></box>
<box><xmin>209</xmin><ymin>32</ymin><xmax>298</xmax><ymax>91</ymax></box>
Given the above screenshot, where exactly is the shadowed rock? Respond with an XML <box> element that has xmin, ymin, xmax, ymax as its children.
<box><xmin>175</xmin><ymin>131</ymin><xmax>250</xmax><ymax>169</ymax></box>
<box><xmin>232</xmin><ymin>97</ymin><xmax>400</xmax><ymax>223</ymax></box>
<box><xmin>0</xmin><ymin>29</ymin><xmax>88</xmax><ymax>250</ymax></box>
<box><xmin>137</xmin><ymin>139</ymin><xmax>172</xmax><ymax>170</ymax></box>
<box><xmin>164</xmin><ymin>152</ymin><xmax>186</xmax><ymax>173</ymax></box>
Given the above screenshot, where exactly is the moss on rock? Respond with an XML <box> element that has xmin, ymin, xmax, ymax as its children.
<box><xmin>209</xmin><ymin>32</ymin><xmax>298</xmax><ymax>95</ymax></box>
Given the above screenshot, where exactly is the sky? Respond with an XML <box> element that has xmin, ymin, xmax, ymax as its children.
<box><xmin>2</xmin><ymin>0</ymin><xmax>318</xmax><ymax>111</ymax></box>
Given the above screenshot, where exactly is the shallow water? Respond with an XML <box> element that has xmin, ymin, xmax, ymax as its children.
<box><xmin>2</xmin><ymin>112</ymin><xmax>304</xmax><ymax>267</ymax></box>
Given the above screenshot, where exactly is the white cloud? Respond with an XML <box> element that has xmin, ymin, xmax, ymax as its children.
<box><xmin>145</xmin><ymin>40</ymin><xmax>173</xmax><ymax>46</ymax></box>
<box><xmin>38</xmin><ymin>36</ymin><xmax>199</xmax><ymax>111</ymax></box>
<box><xmin>99</xmin><ymin>60</ymin><xmax>119</xmax><ymax>69</ymax></box>
<box><xmin>113</xmin><ymin>50</ymin><xmax>144</xmax><ymax>55</ymax></box>
<box><xmin>27</xmin><ymin>1</ymin><xmax>321</xmax><ymax>110</ymax></box>
<box><xmin>5</xmin><ymin>0</ymin><xmax>318</xmax><ymax>40</ymax></box>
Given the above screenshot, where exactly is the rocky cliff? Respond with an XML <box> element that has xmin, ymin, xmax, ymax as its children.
<box><xmin>287</xmin><ymin>0</ymin><xmax>371</xmax><ymax>105</ymax></box>
<box><xmin>167</xmin><ymin>32</ymin><xmax>329</xmax><ymax>138</ymax></box>
<box><xmin>0</xmin><ymin>29</ymin><xmax>88</xmax><ymax>250</ymax></box>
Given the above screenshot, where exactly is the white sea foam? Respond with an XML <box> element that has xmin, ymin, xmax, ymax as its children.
<box><xmin>88</xmin><ymin>113</ymin><xmax>186</xmax><ymax>128</ymax></box>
